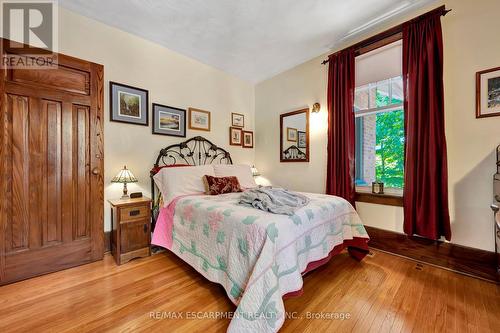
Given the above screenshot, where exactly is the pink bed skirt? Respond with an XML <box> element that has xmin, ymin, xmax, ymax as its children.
<box><xmin>151</xmin><ymin>197</ymin><xmax>185</xmax><ymax>250</ymax></box>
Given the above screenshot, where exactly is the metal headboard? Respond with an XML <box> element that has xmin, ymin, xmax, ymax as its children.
<box><xmin>282</xmin><ymin>145</ymin><xmax>307</xmax><ymax>160</ymax></box>
<box><xmin>150</xmin><ymin>136</ymin><xmax>233</xmax><ymax>228</ymax></box>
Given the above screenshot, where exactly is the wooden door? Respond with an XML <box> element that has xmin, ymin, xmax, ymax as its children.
<box><xmin>0</xmin><ymin>40</ymin><xmax>104</xmax><ymax>285</ymax></box>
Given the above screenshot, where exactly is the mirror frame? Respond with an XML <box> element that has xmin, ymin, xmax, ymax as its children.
<box><xmin>280</xmin><ymin>108</ymin><xmax>310</xmax><ymax>162</ymax></box>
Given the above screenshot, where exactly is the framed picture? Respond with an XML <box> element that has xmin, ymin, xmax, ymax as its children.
<box><xmin>287</xmin><ymin>127</ymin><xmax>298</xmax><ymax>142</ymax></box>
<box><xmin>297</xmin><ymin>131</ymin><xmax>306</xmax><ymax>148</ymax></box>
<box><xmin>229</xmin><ymin>127</ymin><xmax>243</xmax><ymax>146</ymax></box>
<box><xmin>189</xmin><ymin>108</ymin><xmax>211</xmax><ymax>131</ymax></box>
<box><xmin>152</xmin><ymin>104</ymin><xmax>186</xmax><ymax>137</ymax></box>
<box><xmin>231</xmin><ymin>113</ymin><xmax>245</xmax><ymax>127</ymax></box>
<box><xmin>476</xmin><ymin>66</ymin><xmax>500</xmax><ymax>118</ymax></box>
<box><xmin>242</xmin><ymin>130</ymin><xmax>254</xmax><ymax>148</ymax></box>
<box><xmin>110</xmin><ymin>82</ymin><xmax>148</xmax><ymax>126</ymax></box>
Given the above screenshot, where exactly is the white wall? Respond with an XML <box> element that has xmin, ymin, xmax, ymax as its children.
<box><xmin>255</xmin><ymin>0</ymin><xmax>500</xmax><ymax>252</ymax></box>
<box><xmin>57</xmin><ymin>8</ymin><xmax>255</xmax><ymax>231</ymax></box>
<box><xmin>256</xmin><ymin>59</ymin><xmax>329</xmax><ymax>194</ymax></box>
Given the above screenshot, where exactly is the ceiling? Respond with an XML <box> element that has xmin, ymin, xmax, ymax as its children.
<box><xmin>59</xmin><ymin>0</ymin><xmax>437</xmax><ymax>83</ymax></box>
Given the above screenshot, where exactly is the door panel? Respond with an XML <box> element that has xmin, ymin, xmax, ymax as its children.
<box><xmin>9</xmin><ymin>95</ymin><xmax>29</xmax><ymax>251</ymax></box>
<box><xmin>28</xmin><ymin>97</ymin><xmax>43</xmax><ymax>250</ymax></box>
<box><xmin>3</xmin><ymin>95</ymin><xmax>93</xmax><ymax>280</ymax></box>
<box><xmin>9</xmin><ymin>65</ymin><xmax>91</xmax><ymax>95</ymax></box>
<box><xmin>120</xmin><ymin>220</ymin><xmax>150</xmax><ymax>253</ymax></box>
<box><xmin>73</xmin><ymin>104</ymin><xmax>90</xmax><ymax>240</ymax></box>
<box><xmin>0</xmin><ymin>39</ymin><xmax>104</xmax><ymax>285</ymax></box>
<box><xmin>45</xmin><ymin>99</ymin><xmax>63</xmax><ymax>245</ymax></box>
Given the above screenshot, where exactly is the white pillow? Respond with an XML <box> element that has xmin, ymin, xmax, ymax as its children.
<box><xmin>154</xmin><ymin>165</ymin><xmax>215</xmax><ymax>206</ymax></box>
<box><xmin>213</xmin><ymin>164</ymin><xmax>257</xmax><ymax>189</ymax></box>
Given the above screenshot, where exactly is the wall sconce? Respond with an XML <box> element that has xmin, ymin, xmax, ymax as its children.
<box><xmin>311</xmin><ymin>103</ymin><xmax>321</xmax><ymax>113</ymax></box>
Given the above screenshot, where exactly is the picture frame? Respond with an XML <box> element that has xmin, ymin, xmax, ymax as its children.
<box><xmin>229</xmin><ymin>127</ymin><xmax>243</xmax><ymax>146</ymax></box>
<box><xmin>188</xmin><ymin>108</ymin><xmax>211</xmax><ymax>131</ymax></box>
<box><xmin>242</xmin><ymin>130</ymin><xmax>254</xmax><ymax>148</ymax></box>
<box><xmin>110</xmin><ymin>81</ymin><xmax>149</xmax><ymax>126</ymax></box>
<box><xmin>287</xmin><ymin>127</ymin><xmax>298</xmax><ymax>142</ymax></box>
<box><xmin>231</xmin><ymin>113</ymin><xmax>245</xmax><ymax>127</ymax></box>
<box><xmin>152</xmin><ymin>104</ymin><xmax>186</xmax><ymax>137</ymax></box>
<box><xmin>297</xmin><ymin>131</ymin><xmax>306</xmax><ymax>148</ymax></box>
<box><xmin>476</xmin><ymin>66</ymin><xmax>500</xmax><ymax>118</ymax></box>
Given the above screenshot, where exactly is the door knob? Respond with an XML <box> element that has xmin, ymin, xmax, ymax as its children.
<box><xmin>92</xmin><ymin>167</ymin><xmax>100</xmax><ymax>175</ymax></box>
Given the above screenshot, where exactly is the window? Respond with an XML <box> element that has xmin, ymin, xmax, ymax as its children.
<box><xmin>354</xmin><ymin>40</ymin><xmax>405</xmax><ymax>192</ymax></box>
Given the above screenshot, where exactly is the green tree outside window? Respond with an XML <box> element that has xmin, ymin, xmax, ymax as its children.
<box><xmin>375</xmin><ymin>92</ymin><xmax>404</xmax><ymax>188</ymax></box>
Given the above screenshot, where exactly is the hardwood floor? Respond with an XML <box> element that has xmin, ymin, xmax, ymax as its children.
<box><xmin>0</xmin><ymin>249</ymin><xmax>498</xmax><ymax>333</ymax></box>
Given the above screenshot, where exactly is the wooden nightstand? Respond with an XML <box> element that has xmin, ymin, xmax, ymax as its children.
<box><xmin>108</xmin><ymin>197</ymin><xmax>152</xmax><ymax>265</ymax></box>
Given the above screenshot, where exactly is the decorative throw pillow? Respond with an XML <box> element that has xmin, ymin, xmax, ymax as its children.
<box><xmin>202</xmin><ymin>175</ymin><xmax>242</xmax><ymax>195</ymax></box>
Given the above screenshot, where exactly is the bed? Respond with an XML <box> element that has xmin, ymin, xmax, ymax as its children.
<box><xmin>150</xmin><ymin>136</ymin><xmax>370</xmax><ymax>333</ymax></box>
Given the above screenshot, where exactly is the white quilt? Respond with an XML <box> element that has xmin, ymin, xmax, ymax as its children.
<box><xmin>153</xmin><ymin>191</ymin><xmax>369</xmax><ymax>332</ymax></box>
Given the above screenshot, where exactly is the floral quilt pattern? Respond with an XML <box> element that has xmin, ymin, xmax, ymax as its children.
<box><xmin>162</xmin><ymin>192</ymin><xmax>369</xmax><ymax>332</ymax></box>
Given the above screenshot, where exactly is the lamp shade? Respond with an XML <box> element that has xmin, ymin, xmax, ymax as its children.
<box><xmin>111</xmin><ymin>165</ymin><xmax>138</xmax><ymax>183</ymax></box>
<box><xmin>251</xmin><ymin>165</ymin><xmax>260</xmax><ymax>177</ymax></box>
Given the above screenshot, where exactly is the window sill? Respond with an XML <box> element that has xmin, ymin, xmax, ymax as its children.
<box><xmin>355</xmin><ymin>188</ymin><xmax>403</xmax><ymax>207</ymax></box>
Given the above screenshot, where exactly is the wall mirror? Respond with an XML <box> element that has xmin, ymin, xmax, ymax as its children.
<box><xmin>280</xmin><ymin>108</ymin><xmax>309</xmax><ymax>162</ymax></box>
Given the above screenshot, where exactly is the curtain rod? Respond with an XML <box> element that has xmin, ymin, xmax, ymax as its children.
<box><xmin>321</xmin><ymin>7</ymin><xmax>452</xmax><ymax>65</ymax></box>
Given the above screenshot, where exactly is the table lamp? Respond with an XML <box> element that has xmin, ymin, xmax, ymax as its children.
<box><xmin>251</xmin><ymin>165</ymin><xmax>260</xmax><ymax>177</ymax></box>
<box><xmin>111</xmin><ymin>165</ymin><xmax>138</xmax><ymax>198</ymax></box>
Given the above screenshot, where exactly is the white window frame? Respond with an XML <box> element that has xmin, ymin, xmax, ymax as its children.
<box><xmin>354</xmin><ymin>76</ymin><xmax>403</xmax><ymax>117</ymax></box>
<box><xmin>354</xmin><ymin>76</ymin><xmax>405</xmax><ymax>194</ymax></box>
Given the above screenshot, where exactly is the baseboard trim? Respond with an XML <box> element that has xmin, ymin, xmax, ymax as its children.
<box><xmin>104</xmin><ymin>227</ymin><xmax>498</xmax><ymax>282</ymax></box>
<box><xmin>365</xmin><ymin>226</ymin><xmax>499</xmax><ymax>283</ymax></box>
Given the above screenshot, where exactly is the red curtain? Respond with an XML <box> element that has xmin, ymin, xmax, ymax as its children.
<box><xmin>326</xmin><ymin>48</ymin><xmax>356</xmax><ymax>206</ymax></box>
<box><xmin>402</xmin><ymin>12</ymin><xmax>451</xmax><ymax>240</ymax></box>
